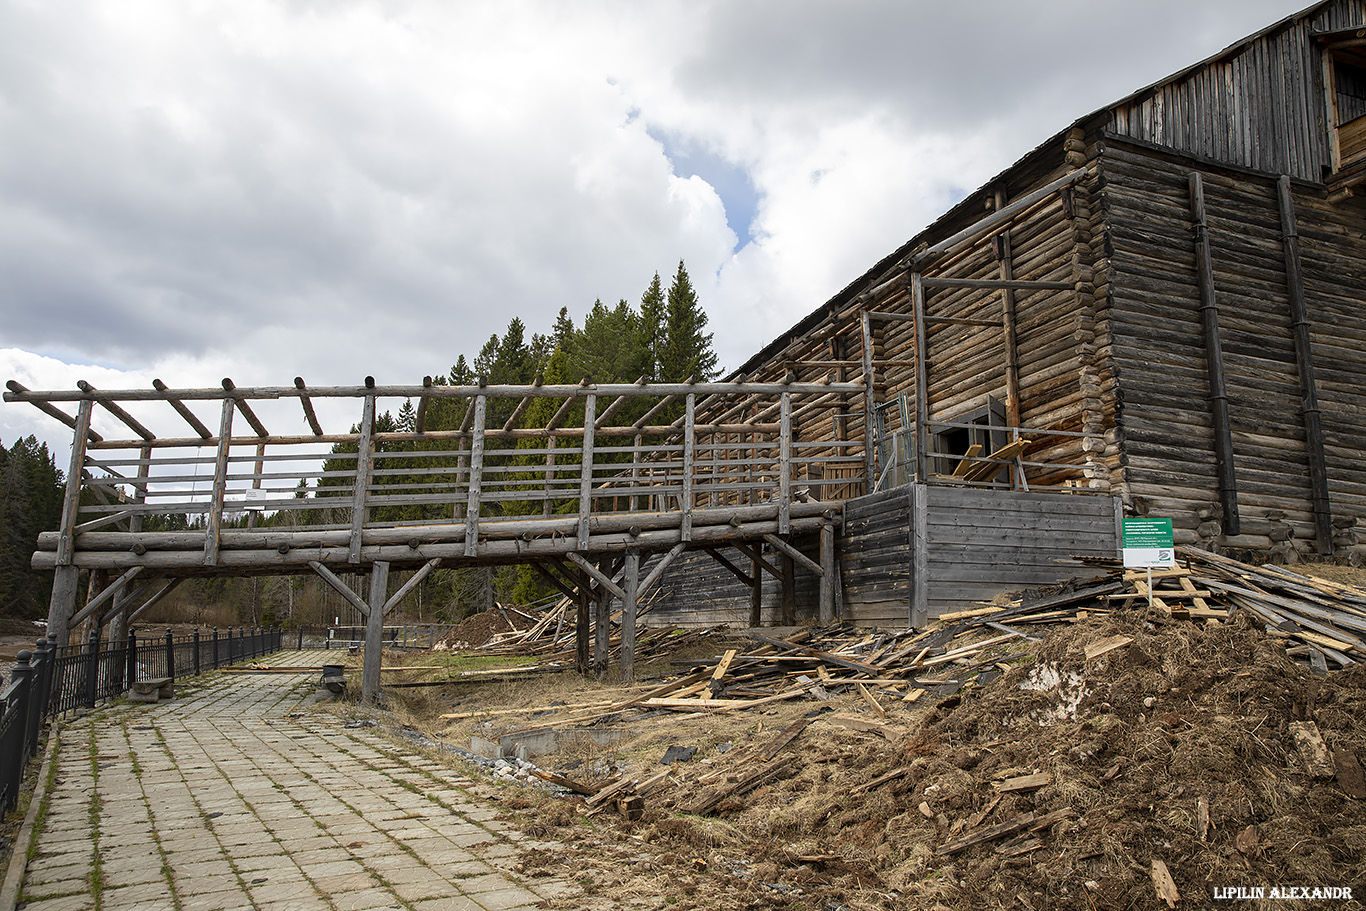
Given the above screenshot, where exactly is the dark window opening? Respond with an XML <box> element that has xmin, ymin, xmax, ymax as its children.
<box><xmin>934</xmin><ymin>397</ymin><xmax>1008</xmax><ymax>480</ymax></box>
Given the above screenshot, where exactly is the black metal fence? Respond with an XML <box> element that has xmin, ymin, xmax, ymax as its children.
<box><xmin>0</xmin><ymin>626</ymin><xmax>283</xmax><ymax>816</ymax></box>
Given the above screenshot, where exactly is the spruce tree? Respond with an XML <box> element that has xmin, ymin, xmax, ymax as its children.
<box><xmin>659</xmin><ymin>260</ymin><xmax>719</xmax><ymax>382</ymax></box>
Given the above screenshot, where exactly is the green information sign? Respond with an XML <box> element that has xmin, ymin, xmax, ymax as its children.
<box><xmin>1122</xmin><ymin>518</ymin><xmax>1175</xmax><ymax>568</ymax></box>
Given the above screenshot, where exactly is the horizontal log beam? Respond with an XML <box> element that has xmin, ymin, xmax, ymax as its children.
<box><xmin>35</xmin><ymin>515</ymin><xmax>835</xmax><ymax>572</ymax></box>
<box><xmin>6</xmin><ymin>380</ymin><xmax>865</xmax><ymax>405</ymax></box>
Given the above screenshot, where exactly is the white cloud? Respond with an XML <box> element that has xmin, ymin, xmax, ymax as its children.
<box><xmin>1</xmin><ymin>0</ymin><xmax>1313</xmax><ymax>455</ymax></box>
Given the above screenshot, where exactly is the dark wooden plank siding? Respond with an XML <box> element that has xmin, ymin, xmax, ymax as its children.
<box><xmin>1106</xmin><ymin>2</ymin><xmax>1366</xmax><ymax>179</ymax></box>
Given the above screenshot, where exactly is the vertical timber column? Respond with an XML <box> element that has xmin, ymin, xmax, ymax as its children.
<box><xmin>681</xmin><ymin>394</ymin><xmax>695</xmax><ymax>542</ymax></box>
<box><xmin>593</xmin><ymin>560</ymin><xmax>611</xmax><ymax>678</ymax></box>
<box><xmin>911</xmin><ymin>273</ymin><xmax>930</xmax><ymax>485</ymax></box>
<box><xmin>349</xmin><ymin>391</ymin><xmax>377</xmax><ymax>564</ymax></box>
<box><xmin>620</xmin><ymin>552</ymin><xmax>639</xmax><ymax>682</ymax></box>
<box><xmin>575</xmin><ymin>580</ymin><xmax>591</xmax><ymax>673</ymax></box>
<box><xmin>1277</xmin><ymin>175</ymin><xmax>1333</xmax><ymax>554</ymax></box>
<box><xmin>204</xmin><ymin>396</ymin><xmax>235</xmax><ymax>565</ymax></box>
<box><xmin>910</xmin><ymin>484</ymin><xmax>928</xmax><ymax>628</ymax></box>
<box><xmin>779</xmin><ymin>393</ymin><xmax>792</xmax><ymax>535</ymax></box>
<box><xmin>994</xmin><ymin>188</ymin><xmax>1023</xmax><ymax>433</ymax></box>
<box><xmin>543</xmin><ymin>436</ymin><xmax>557</xmax><ymax>518</ymax></box>
<box><xmin>464</xmin><ymin>395</ymin><xmax>487</xmax><ymax>557</ymax></box>
<box><xmin>860</xmin><ymin>310</ymin><xmax>876</xmax><ymax>491</ymax></box>
<box><xmin>48</xmin><ymin>399</ymin><xmax>93</xmax><ymax>645</ymax></box>
<box><xmin>748</xmin><ymin>553</ymin><xmax>763</xmax><ymax>627</ymax></box>
<box><xmin>1188</xmin><ymin>172</ymin><xmax>1239</xmax><ymax>534</ymax></box>
<box><xmin>578</xmin><ymin>393</ymin><xmax>597</xmax><ymax>549</ymax></box>
<box><xmin>362</xmin><ymin>560</ymin><xmax>390</xmax><ymax>704</ymax></box>
<box><xmin>819</xmin><ymin>520</ymin><xmax>836</xmax><ymax>626</ymax></box>
<box><xmin>780</xmin><ymin>554</ymin><xmax>796</xmax><ymax>626</ymax></box>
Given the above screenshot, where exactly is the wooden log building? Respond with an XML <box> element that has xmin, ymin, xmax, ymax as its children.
<box><xmin>645</xmin><ymin>0</ymin><xmax>1366</xmax><ymax>627</ymax></box>
<box><xmin>6</xmin><ymin>0</ymin><xmax>1366</xmax><ymax>663</ymax></box>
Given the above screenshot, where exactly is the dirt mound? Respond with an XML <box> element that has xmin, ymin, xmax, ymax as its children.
<box><xmin>436</xmin><ymin>607</ymin><xmax>526</xmax><ymax>650</ymax></box>
<box><xmin>511</xmin><ymin>613</ymin><xmax>1366</xmax><ymax>910</ymax></box>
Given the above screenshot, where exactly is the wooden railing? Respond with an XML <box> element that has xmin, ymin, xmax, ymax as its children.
<box><xmin>7</xmin><ymin>378</ymin><xmax>866</xmax><ymax>571</ymax></box>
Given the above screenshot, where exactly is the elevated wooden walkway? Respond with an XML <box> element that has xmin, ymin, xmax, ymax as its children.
<box><xmin>6</xmin><ymin>378</ymin><xmax>864</xmax><ymax>696</ymax></box>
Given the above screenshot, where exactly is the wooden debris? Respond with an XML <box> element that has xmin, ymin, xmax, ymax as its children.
<box><xmin>1289</xmin><ymin>721</ymin><xmax>1336</xmax><ymax>778</ymax></box>
<box><xmin>758</xmin><ymin>718</ymin><xmax>811</xmax><ymax>762</ymax></box>
<box><xmin>1196</xmin><ymin>796</ymin><xmax>1210</xmax><ymax>840</ymax></box>
<box><xmin>1083</xmin><ymin>635</ymin><xmax>1133</xmax><ymax>661</ymax></box>
<box><xmin>992</xmin><ymin>772</ymin><xmax>1052</xmax><ymax>793</ymax></box>
<box><xmin>692</xmin><ymin>757</ymin><xmax>795</xmax><ymax>816</ymax></box>
<box><xmin>851</xmin><ymin>766</ymin><xmax>912</xmax><ymax>796</ymax></box>
<box><xmin>1150</xmin><ymin>859</ymin><xmax>1180</xmax><ymax>908</ymax></box>
<box><xmin>935</xmin><ymin>812</ymin><xmax>1036</xmax><ymax>856</ymax></box>
<box><xmin>585</xmin><ymin>776</ymin><xmax>636</xmax><ymax>808</ymax></box>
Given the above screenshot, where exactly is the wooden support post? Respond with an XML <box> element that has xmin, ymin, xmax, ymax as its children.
<box><xmin>1189</xmin><ymin>172</ymin><xmax>1239</xmax><ymax>535</ymax></box>
<box><xmin>780</xmin><ymin>553</ymin><xmax>796</xmax><ymax>626</ymax></box>
<box><xmin>464</xmin><ymin>395</ymin><xmax>487</xmax><ymax>557</ymax></box>
<box><xmin>308</xmin><ymin>560</ymin><xmax>371</xmax><ymax>618</ymax></box>
<box><xmin>994</xmin><ymin>187</ymin><xmax>1023</xmax><ymax>432</ymax></box>
<box><xmin>48</xmin><ymin>398</ymin><xmax>93</xmax><ymax>643</ymax></box>
<box><xmin>860</xmin><ymin>309</ymin><xmax>876</xmax><ymax>490</ymax></box>
<box><xmin>205</xmin><ymin>396</ymin><xmax>235</xmax><ymax>565</ymax></box>
<box><xmin>594</xmin><ymin>560</ymin><xmax>611</xmax><ymax>678</ymax></box>
<box><xmin>346</xmin><ymin>392</ymin><xmax>376</xmax><ymax>563</ymax></box>
<box><xmin>749</xmin><ymin>552</ymin><xmax>763</xmax><ymax>627</ymax></box>
<box><xmin>247</xmin><ymin>441</ymin><xmax>266</xmax><ymax>529</ymax></box>
<box><xmin>681</xmin><ymin>393</ymin><xmax>695</xmax><ymax>541</ymax></box>
<box><xmin>576</xmin><ymin>576</ymin><xmax>591</xmax><ymax>674</ymax></box>
<box><xmin>46</xmin><ymin>566</ymin><xmax>81</xmax><ymax>647</ymax></box>
<box><xmin>911</xmin><ymin>272</ymin><xmax>930</xmax><ymax>485</ymax></box>
<box><xmin>1277</xmin><ymin>175</ymin><xmax>1332</xmax><ymax>555</ymax></box>
<box><xmin>578</xmin><ymin>394</ymin><xmax>597</xmax><ymax>549</ymax></box>
<box><xmin>910</xmin><ymin>484</ymin><xmax>928</xmax><ymax>628</ymax></box>
<box><xmin>779</xmin><ymin>392</ymin><xmax>792</xmax><ymax>534</ymax></box>
<box><xmin>621</xmin><ymin>552</ymin><xmax>639</xmax><ymax>682</ymax></box>
<box><xmin>361</xmin><ymin>560</ymin><xmax>389</xmax><ymax>704</ymax></box>
<box><xmin>819</xmin><ymin>520</ymin><xmax>836</xmax><ymax>626</ymax></box>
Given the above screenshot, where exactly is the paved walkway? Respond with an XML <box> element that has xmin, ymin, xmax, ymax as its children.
<box><xmin>16</xmin><ymin>650</ymin><xmax>574</xmax><ymax>911</ymax></box>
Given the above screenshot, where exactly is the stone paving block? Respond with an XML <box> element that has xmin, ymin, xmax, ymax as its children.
<box><xmin>177</xmin><ymin>886</ymin><xmax>255</xmax><ymax>911</ymax></box>
<box><xmin>100</xmin><ymin>880</ymin><xmax>176</xmax><ymax>908</ymax></box>
<box><xmin>13</xmin><ymin>893</ymin><xmax>94</xmax><ymax>911</ymax></box>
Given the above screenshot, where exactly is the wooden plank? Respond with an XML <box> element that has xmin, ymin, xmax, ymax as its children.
<box><xmin>1151</xmin><ymin>859</ymin><xmax>1180</xmax><ymax>909</ymax></box>
<box><xmin>757</xmin><ymin>717</ymin><xmax>811</xmax><ymax>761</ymax></box>
<box><xmin>706</xmin><ymin>649</ymin><xmax>738</xmax><ymax>699</ymax></box>
<box><xmin>934</xmin><ymin>812</ymin><xmax>1036</xmax><ymax>856</ymax></box>
<box><xmin>992</xmin><ymin>772</ymin><xmax>1052</xmax><ymax>793</ymax></box>
<box><xmin>1084</xmin><ymin>635</ymin><xmax>1134</xmax><ymax>661</ymax></box>
<box><xmin>1289</xmin><ymin>721</ymin><xmax>1336</xmax><ymax>778</ymax></box>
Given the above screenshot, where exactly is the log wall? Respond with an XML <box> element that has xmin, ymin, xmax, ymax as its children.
<box><xmin>1095</xmin><ymin>136</ymin><xmax>1366</xmax><ymax>558</ymax></box>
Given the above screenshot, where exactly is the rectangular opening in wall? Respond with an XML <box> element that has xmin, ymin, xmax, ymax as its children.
<box><xmin>934</xmin><ymin>396</ymin><xmax>1007</xmax><ymax>481</ymax></box>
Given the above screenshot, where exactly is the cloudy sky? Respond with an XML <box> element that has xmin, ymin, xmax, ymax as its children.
<box><xmin>2</xmin><ymin>0</ymin><xmax>1313</xmax><ymax>455</ymax></box>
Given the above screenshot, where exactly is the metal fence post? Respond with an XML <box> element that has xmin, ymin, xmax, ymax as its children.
<box><xmin>165</xmin><ymin>628</ymin><xmax>175</xmax><ymax>680</ymax></box>
<box><xmin>84</xmin><ymin>629</ymin><xmax>99</xmax><ymax>709</ymax></box>
<box><xmin>193</xmin><ymin>628</ymin><xmax>201</xmax><ymax>676</ymax></box>
<box><xmin>127</xmin><ymin>629</ymin><xmax>138</xmax><ymax>685</ymax></box>
<box><xmin>212</xmin><ymin>627</ymin><xmax>219</xmax><ymax>669</ymax></box>
<box><xmin>26</xmin><ymin>640</ymin><xmax>47</xmax><ymax>757</ymax></box>
<box><xmin>297</xmin><ymin>627</ymin><xmax>303</xmax><ymax>651</ymax></box>
<box><xmin>3</xmin><ymin>651</ymin><xmax>33</xmax><ymax>812</ymax></box>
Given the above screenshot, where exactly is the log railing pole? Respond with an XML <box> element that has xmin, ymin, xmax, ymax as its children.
<box><xmin>577</xmin><ymin>394</ymin><xmax>597</xmax><ymax>549</ymax></box>
<box><xmin>779</xmin><ymin>392</ymin><xmax>792</xmax><ymax>535</ymax></box>
<box><xmin>348</xmin><ymin>391</ymin><xmax>376</xmax><ymax>564</ymax></box>
<box><xmin>911</xmin><ymin>272</ymin><xmax>930</xmax><ymax>484</ymax></box>
<box><xmin>860</xmin><ymin>310</ymin><xmax>876</xmax><ymax>491</ymax></box>
<box><xmin>205</xmin><ymin>395</ymin><xmax>235</xmax><ymax>565</ymax></box>
<box><xmin>464</xmin><ymin>395</ymin><xmax>487</xmax><ymax>557</ymax></box>
<box><xmin>681</xmin><ymin>393</ymin><xmax>695</xmax><ymax>542</ymax></box>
